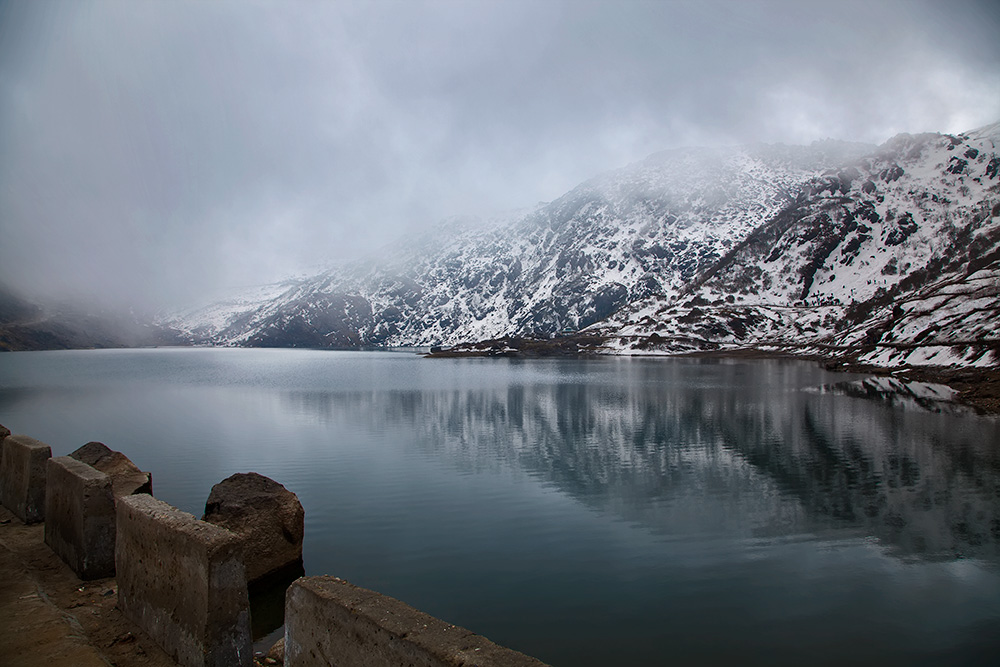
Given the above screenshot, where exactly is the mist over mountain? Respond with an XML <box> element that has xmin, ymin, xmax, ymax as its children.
<box><xmin>4</xmin><ymin>119</ymin><xmax>996</xmax><ymax>367</ymax></box>
<box><xmin>2</xmin><ymin>1</ymin><xmax>997</xmax><ymax>314</ymax></box>
<box><xmin>160</xmin><ymin>121</ymin><xmax>999</xmax><ymax>369</ymax></box>
<box><xmin>0</xmin><ymin>285</ymin><xmax>183</xmax><ymax>352</ymax></box>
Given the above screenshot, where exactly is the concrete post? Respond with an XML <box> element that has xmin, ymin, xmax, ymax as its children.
<box><xmin>44</xmin><ymin>456</ymin><xmax>117</xmax><ymax>579</ymax></box>
<box><xmin>0</xmin><ymin>423</ymin><xmax>9</xmax><ymax>496</ymax></box>
<box><xmin>116</xmin><ymin>494</ymin><xmax>252</xmax><ymax>667</ymax></box>
<box><xmin>284</xmin><ymin>576</ymin><xmax>548</xmax><ymax>667</ymax></box>
<box><xmin>0</xmin><ymin>434</ymin><xmax>52</xmax><ymax>523</ymax></box>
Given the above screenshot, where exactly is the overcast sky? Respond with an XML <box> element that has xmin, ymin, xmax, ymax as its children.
<box><xmin>1</xmin><ymin>0</ymin><xmax>998</xmax><ymax>312</ymax></box>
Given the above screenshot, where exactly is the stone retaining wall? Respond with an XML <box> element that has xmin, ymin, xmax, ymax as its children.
<box><xmin>284</xmin><ymin>576</ymin><xmax>548</xmax><ymax>667</ymax></box>
<box><xmin>0</xmin><ymin>434</ymin><xmax>52</xmax><ymax>524</ymax></box>
<box><xmin>116</xmin><ymin>493</ymin><xmax>252</xmax><ymax>667</ymax></box>
<box><xmin>0</xmin><ymin>421</ymin><xmax>549</xmax><ymax>666</ymax></box>
<box><xmin>44</xmin><ymin>456</ymin><xmax>117</xmax><ymax>579</ymax></box>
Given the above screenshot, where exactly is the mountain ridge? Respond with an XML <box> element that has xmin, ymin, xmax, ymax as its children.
<box><xmin>165</xmin><ymin>122</ymin><xmax>999</xmax><ymax>371</ymax></box>
<box><xmin>168</xmin><ymin>137</ymin><xmax>888</xmax><ymax>351</ymax></box>
<box><xmin>598</xmin><ymin>122</ymin><xmax>1000</xmax><ymax>368</ymax></box>
<box><xmin>6</xmin><ymin>121</ymin><xmax>997</xmax><ymax>377</ymax></box>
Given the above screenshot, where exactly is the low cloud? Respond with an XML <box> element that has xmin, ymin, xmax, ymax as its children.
<box><xmin>1</xmin><ymin>0</ymin><xmax>997</xmax><ymax>311</ymax></box>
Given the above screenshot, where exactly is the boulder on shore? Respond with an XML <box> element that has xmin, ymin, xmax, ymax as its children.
<box><xmin>70</xmin><ymin>441</ymin><xmax>152</xmax><ymax>499</ymax></box>
<box><xmin>202</xmin><ymin>472</ymin><xmax>304</xmax><ymax>584</ymax></box>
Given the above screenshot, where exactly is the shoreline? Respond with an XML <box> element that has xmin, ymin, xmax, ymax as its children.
<box><xmin>3</xmin><ymin>342</ymin><xmax>996</xmax><ymax>416</ymax></box>
<box><xmin>424</xmin><ymin>337</ymin><xmax>1000</xmax><ymax>416</ymax></box>
<box><xmin>656</xmin><ymin>347</ymin><xmax>1000</xmax><ymax>416</ymax></box>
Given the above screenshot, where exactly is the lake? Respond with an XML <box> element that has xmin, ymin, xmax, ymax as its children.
<box><xmin>1</xmin><ymin>348</ymin><xmax>998</xmax><ymax>665</ymax></box>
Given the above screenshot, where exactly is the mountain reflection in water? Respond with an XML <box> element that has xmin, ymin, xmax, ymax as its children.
<box><xmin>1</xmin><ymin>350</ymin><xmax>998</xmax><ymax>665</ymax></box>
<box><xmin>284</xmin><ymin>359</ymin><xmax>1000</xmax><ymax>562</ymax></box>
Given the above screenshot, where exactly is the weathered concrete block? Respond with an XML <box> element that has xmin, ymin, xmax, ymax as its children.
<box><xmin>202</xmin><ymin>472</ymin><xmax>304</xmax><ymax>584</ymax></box>
<box><xmin>70</xmin><ymin>441</ymin><xmax>152</xmax><ymax>498</ymax></box>
<box><xmin>44</xmin><ymin>456</ymin><xmax>116</xmax><ymax>579</ymax></box>
<box><xmin>116</xmin><ymin>494</ymin><xmax>252</xmax><ymax>667</ymax></box>
<box><xmin>0</xmin><ymin>423</ymin><xmax>8</xmax><ymax>500</ymax></box>
<box><xmin>0</xmin><ymin>423</ymin><xmax>10</xmax><ymax>489</ymax></box>
<box><xmin>285</xmin><ymin>576</ymin><xmax>549</xmax><ymax>667</ymax></box>
<box><xmin>0</xmin><ymin>434</ymin><xmax>52</xmax><ymax>523</ymax></box>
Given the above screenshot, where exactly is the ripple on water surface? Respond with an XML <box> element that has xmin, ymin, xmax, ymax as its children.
<box><xmin>0</xmin><ymin>349</ymin><xmax>998</xmax><ymax>665</ymax></box>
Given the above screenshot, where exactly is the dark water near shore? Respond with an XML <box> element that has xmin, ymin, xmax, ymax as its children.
<box><xmin>1</xmin><ymin>348</ymin><xmax>998</xmax><ymax>665</ymax></box>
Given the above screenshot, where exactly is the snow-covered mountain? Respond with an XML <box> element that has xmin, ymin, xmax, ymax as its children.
<box><xmin>602</xmin><ymin>122</ymin><xmax>1000</xmax><ymax>367</ymax></box>
<box><xmin>168</xmin><ymin>141</ymin><xmax>872</xmax><ymax>342</ymax></box>
<box><xmin>166</xmin><ymin>122</ymin><xmax>999</xmax><ymax>368</ymax></box>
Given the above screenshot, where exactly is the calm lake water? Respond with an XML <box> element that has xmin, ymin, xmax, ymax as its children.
<box><xmin>1</xmin><ymin>348</ymin><xmax>998</xmax><ymax>665</ymax></box>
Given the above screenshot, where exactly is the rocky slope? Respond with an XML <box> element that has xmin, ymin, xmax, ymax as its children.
<box><xmin>167</xmin><ymin>122</ymin><xmax>999</xmax><ymax>368</ymax></box>
<box><xmin>602</xmin><ymin>122</ymin><xmax>1000</xmax><ymax>367</ymax></box>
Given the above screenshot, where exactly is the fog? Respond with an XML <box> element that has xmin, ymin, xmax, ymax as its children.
<box><xmin>1</xmin><ymin>0</ymin><xmax>998</xmax><ymax>312</ymax></box>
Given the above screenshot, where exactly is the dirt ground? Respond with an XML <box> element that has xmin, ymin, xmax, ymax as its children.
<box><xmin>0</xmin><ymin>504</ymin><xmax>176</xmax><ymax>667</ymax></box>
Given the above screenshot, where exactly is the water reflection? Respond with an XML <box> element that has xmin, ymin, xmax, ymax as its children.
<box><xmin>812</xmin><ymin>376</ymin><xmax>969</xmax><ymax>414</ymax></box>
<box><xmin>3</xmin><ymin>351</ymin><xmax>999</xmax><ymax>664</ymax></box>
<box><xmin>248</xmin><ymin>558</ymin><xmax>304</xmax><ymax>650</ymax></box>
<box><xmin>283</xmin><ymin>360</ymin><xmax>1000</xmax><ymax>562</ymax></box>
